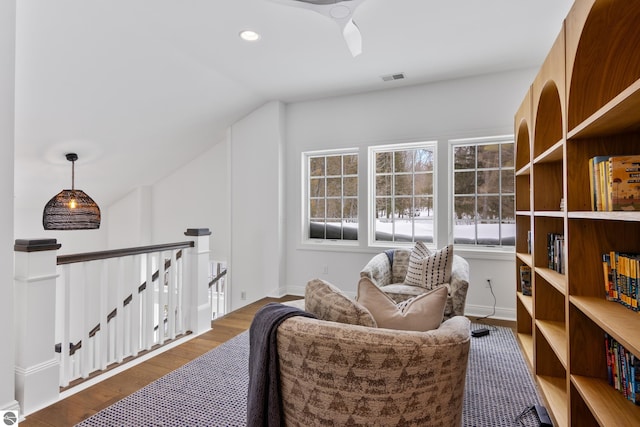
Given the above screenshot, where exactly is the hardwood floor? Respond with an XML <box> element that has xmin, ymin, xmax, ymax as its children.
<box><xmin>20</xmin><ymin>296</ymin><xmax>302</xmax><ymax>427</ymax></box>
<box><xmin>20</xmin><ymin>296</ymin><xmax>514</xmax><ymax>426</ymax></box>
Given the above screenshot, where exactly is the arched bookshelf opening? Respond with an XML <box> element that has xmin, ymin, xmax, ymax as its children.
<box><xmin>534</xmin><ymin>81</ymin><xmax>562</xmax><ymax>158</ymax></box>
<box><xmin>568</xmin><ymin>1</ymin><xmax>640</xmax><ymax>131</ymax></box>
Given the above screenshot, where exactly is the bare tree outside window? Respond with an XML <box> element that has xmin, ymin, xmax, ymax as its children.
<box><xmin>371</xmin><ymin>143</ymin><xmax>435</xmax><ymax>243</ymax></box>
<box><xmin>307</xmin><ymin>152</ymin><xmax>358</xmax><ymax>241</ymax></box>
<box><xmin>452</xmin><ymin>139</ymin><xmax>515</xmax><ymax>246</ymax></box>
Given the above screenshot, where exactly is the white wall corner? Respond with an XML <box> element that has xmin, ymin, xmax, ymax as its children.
<box><xmin>230</xmin><ymin>101</ymin><xmax>286</xmax><ymax>310</ymax></box>
<box><xmin>0</xmin><ymin>0</ymin><xmax>16</xmax><ymax>414</ymax></box>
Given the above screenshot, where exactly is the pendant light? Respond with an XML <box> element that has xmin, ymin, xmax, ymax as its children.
<box><xmin>42</xmin><ymin>153</ymin><xmax>101</xmax><ymax>230</ymax></box>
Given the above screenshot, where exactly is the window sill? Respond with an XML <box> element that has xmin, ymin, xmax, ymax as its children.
<box><xmin>297</xmin><ymin>241</ymin><xmax>515</xmax><ymax>260</ymax></box>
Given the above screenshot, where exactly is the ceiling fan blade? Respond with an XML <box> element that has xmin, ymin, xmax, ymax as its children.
<box><xmin>268</xmin><ymin>0</ymin><xmax>367</xmax><ymax>56</ymax></box>
<box><xmin>343</xmin><ymin>19</ymin><xmax>362</xmax><ymax>57</ymax></box>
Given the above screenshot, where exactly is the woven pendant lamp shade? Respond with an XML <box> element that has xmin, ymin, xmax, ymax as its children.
<box><xmin>42</xmin><ymin>153</ymin><xmax>101</xmax><ymax>230</ymax></box>
<box><xmin>43</xmin><ymin>189</ymin><xmax>101</xmax><ymax>230</ymax></box>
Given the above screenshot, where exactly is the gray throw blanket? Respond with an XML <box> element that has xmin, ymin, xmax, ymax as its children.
<box><xmin>246</xmin><ymin>302</ymin><xmax>317</xmax><ymax>427</ymax></box>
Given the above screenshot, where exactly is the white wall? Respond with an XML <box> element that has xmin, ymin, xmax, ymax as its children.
<box><xmin>283</xmin><ymin>69</ymin><xmax>534</xmax><ymax>320</ymax></box>
<box><xmin>0</xmin><ymin>0</ymin><xmax>19</xmax><ymax>413</ymax></box>
<box><xmin>106</xmin><ymin>135</ymin><xmax>230</xmax><ymax>261</ymax></box>
<box><xmin>150</xmin><ymin>136</ymin><xmax>230</xmax><ymax>261</ymax></box>
<box><xmin>107</xmin><ymin>186</ymin><xmax>151</xmax><ymax>249</ymax></box>
<box><xmin>230</xmin><ymin>101</ymin><xmax>285</xmax><ymax>310</ymax></box>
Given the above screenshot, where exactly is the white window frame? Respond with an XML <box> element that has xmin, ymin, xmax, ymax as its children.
<box><xmin>368</xmin><ymin>141</ymin><xmax>438</xmax><ymax>247</ymax></box>
<box><xmin>448</xmin><ymin>135</ymin><xmax>515</xmax><ymax>249</ymax></box>
<box><xmin>301</xmin><ymin>148</ymin><xmax>360</xmax><ymax>246</ymax></box>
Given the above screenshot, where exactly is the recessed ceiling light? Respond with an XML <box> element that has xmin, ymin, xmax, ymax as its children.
<box><xmin>239</xmin><ymin>30</ymin><xmax>261</xmax><ymax>42</ymax></box>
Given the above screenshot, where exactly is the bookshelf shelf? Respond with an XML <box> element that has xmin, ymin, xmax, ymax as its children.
<box><xmin>534</xmin><ymin>139</ymin><xmax>564</xmax><ymax>164</ymax></box>
<box><xmin>514</xmin><ymin>1</ymin><xmax>640</xmax><ymax>424</ymax></box>
<box><xmin>515</xmin><ymin>164</ymin><xmax>531</xmax><ymax>176</ymax></box>
<box><xmin>567</xmin><ymin>78</ymin><xmax>640</xmax><ymax>140</ymax></box>
<box><xmin>537</xmin><ymin>375</ymin><xmax>568</xmax><ymax>427</ymax></box>
<box><xmin>571</xmin><ymin>375</ymin><xmax>640</xmax><ymax>426</ymax></box>
<box><xmin>537</xmin><ymin>320</ymin><xmax>567</xmax><ymax>368</ymax></box>
<box><xmin>536</xmin><ymin>267</ymin><xmax>567</xmax><ymax>296</ymax></box>
<box><xmin>533</xmin><ymin>211</ymin><xmax>565</xmax><ymax>218</ymax></box>
<box><xmin>570</xmin><ymin>296</ymin><xmax>640</xmax><ymax>355</ymax></box>
<box><xmin>568</xmin><ymin>211</ymin><xmax>640</xmax><ymax>222</ymax></box>
<box><xmin>516</xmin><ymin>252</ymin><xmax>532</xmax><ymax>267</ymax></box>
<box><xmin>517</xmin><ymin>292</ymin><xmax>533</xmax><ymax>316</ymax></box>
<box><xmin>517</xmin><ymin>332</ymin><xmax>534</xmax><ymax>369</ymax></box>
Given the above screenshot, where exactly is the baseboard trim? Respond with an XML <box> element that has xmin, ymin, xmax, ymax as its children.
<box><xmin>464</xmin><ymin>304</ymin><xmax>516</xmax><ymax>322</ymax></box>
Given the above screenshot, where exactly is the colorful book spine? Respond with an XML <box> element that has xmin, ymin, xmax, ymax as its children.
<box><xmin>603</xmin><ymin>253</ymin><xmax>615</xmax><ymax>301</ymax></box>
<box><xmin>603</xmin><ymin>251</ymin><xmax>640</xmax><ymax>311</ymax></box>
<box><xmin>605</xmin><ymin>334</ymin><xmax>640</xmax><ymax>405</ymax></box>
<box><xmin>602</xmin><ymin>251</ymin><xmax>640</xmax><ymax>311</ymax></box>
<box><xmin>589</xmin><ymin>156</ymin><xmax>610</xmax><ymax>211</ymax></box>
<box><xmin>589</xmin><ymin>155</ymin><xmax>640</xmax><ymax>211</ymax></box>
<box><xmin>547</xmin><ymin>233</ymin><xmax>565</xmax><ymax>274</ymax></box>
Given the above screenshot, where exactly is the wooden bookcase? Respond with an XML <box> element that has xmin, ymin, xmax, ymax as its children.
<box><xmin>515</xmin><ymin>0</ymin><xmax>640</xmax><ymax>425</ymax></box>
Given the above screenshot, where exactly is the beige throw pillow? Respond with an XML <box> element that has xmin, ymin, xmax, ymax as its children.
<box><xmin>305</xmin><ymin>279</ymin><xmax>377</xmax><ymax>327</ymax></box>
<box><xmin>356</xmin><ymin>277</ymin><xmax>447</xmax><ymax>331</ymax></box>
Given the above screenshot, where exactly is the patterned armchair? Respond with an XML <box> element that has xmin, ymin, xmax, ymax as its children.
<box><xmin>360</xmin><ymin>249</ymin><xmax>470</xmax><ymax>320</ymax></box>
<box><xmin>277</xmin><ymin>313</ymin><xmax>471</xmax><ymax>426</ymax></box>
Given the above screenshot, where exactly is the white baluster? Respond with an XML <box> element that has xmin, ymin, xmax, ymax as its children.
<box><xmin>130</xmin><ymin>254</ymin><xmax>141</xmax><ymax>357</ymax></box>
<box><xmin>58</xmin><ymin>265</ymin><xmax>70</xmax><ymax>387</ymax></box>
<box><xmin>157</xmin><ymin>251</ymin><xmax>166</xmax><ymax>345</ymax></box>
<box><xmin>81</xmin><ymin>263</ymin><xmax>91</xmax><ymax>379</ymax></box>
<box><xmin>167</xmin><ymin>250</ymin><xmax>177</xmax><ymax>340</ymax></box>
<box><xmin>115</xmin><ymin>257</ymin><xmax>125</xmax><ymax>364</ymax></box>
<box><xmin>145</xmin><ymin>253</ymin><xmax>154</xmax><ymax>349</ymax></box>
<box><xmin>122</xmin><ymin>257</ymin><xmax>130</xmax><ymax>358</ymax></box>
<box><xmin>176</xmin><ymin>252</ymin><xmax>184</xmax><ymax>334</ymax></box>
<box><xmin>99</xmin><ymin>259</ymin><xmax>108</xmax><ymax>371</ymax></box>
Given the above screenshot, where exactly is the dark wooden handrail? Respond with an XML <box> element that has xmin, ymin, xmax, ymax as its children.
<box><xmin>57</xmin><ymin>241</ymin><xmax>194</xmax><ymax>265</ymax></box>
<box><xmin>209</xmin><ymin>268</ymin><xmax>227</xmax><ymax>288</ymax></box>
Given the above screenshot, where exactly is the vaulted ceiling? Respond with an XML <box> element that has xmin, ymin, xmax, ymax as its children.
<box><xmin>13</xmin><ymin>0</ymin><xmax>573</xmax><ymax>212</ymax></box>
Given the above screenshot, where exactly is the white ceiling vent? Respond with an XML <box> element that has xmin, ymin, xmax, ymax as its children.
<box><xmin>381</xmin><ymin>73</ymin><xmax>405</xmax><ymax>82</ymax></box>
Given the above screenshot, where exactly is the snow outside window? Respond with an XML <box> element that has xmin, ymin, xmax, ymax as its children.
<box><xmin>451</xmin><ymin>137</ymin><xmax>515</xmax><ymax>247</ymax></box>
<box><xmin>305</xmin><ymin>150</ymin><xmax>359</xmax><ymax>242</ymax></box>
<box><xmin>370</xmin><ymin>142</ymin><xmax>436</xmax><ymax>244</ymax></box>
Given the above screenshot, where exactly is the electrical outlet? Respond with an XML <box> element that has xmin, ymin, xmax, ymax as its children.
<box><xmin>241</xmin><ymin>290</ymin><xmax>246</xmax><ymax>300</ymax></box>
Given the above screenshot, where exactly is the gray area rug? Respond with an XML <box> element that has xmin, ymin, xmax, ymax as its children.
<box><xmin>76</xmin><ymin>324</ymin><xmax>541</xmax><ymax>426</ymax></box>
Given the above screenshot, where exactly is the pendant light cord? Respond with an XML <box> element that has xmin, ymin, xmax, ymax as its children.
<box><xmin>66</xmin><ymin>152</ymin><xmax>78</xmax><ymax>191</ymax></box>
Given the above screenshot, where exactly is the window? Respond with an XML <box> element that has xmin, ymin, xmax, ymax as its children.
<box><xmin>305</xmin><ymin>150</ymin><xmax>358</xmax><ymax>241</ymax></box>
<box><xmin>451</xmin><ymin>137</ymin><xmax>515</xmax><ymax>246</ymax></box>
<box><xmin>370</xmin><ymin>142</ymin><xmax>436</xmax><ymax>243</ymax></box>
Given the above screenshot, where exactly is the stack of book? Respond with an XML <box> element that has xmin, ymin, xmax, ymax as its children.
<box><xmin>589</xmin><ymin>155</ymin><xmax>640</xmax><ymax>211</ymax></box>
<box><xmin>602</xmin><ymin>251</ymin><xmax>640</xmax><ymax>311</ymax></box>
<box><xmin>547</xmin><ymin>233</ymin><xmax>565</xmax><ymax>274</ymax></box>
<box><xmin>519</xmin><ymin>265</ymin><xmax>531</xmax><ymax>296</ymax></box>
<box><xmin>605</xmin><ymin>333</ymin><xmax>640</xmax><ymax>405</ymax></box>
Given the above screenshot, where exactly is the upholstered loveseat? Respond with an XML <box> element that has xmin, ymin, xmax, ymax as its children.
<box><xmin>275</xmin><ymin>303</ymin><xmax>471</xmax><ymax>426</ymax></box>
<box><xmin>360</xmin><ymin>249</ymin><xmax>470</xmax><ymax>320</ymax></box>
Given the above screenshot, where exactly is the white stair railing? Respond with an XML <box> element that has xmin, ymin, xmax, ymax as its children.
<box><xmin>209</xmin><ymin>260</ymin><xmax>228</xmax><ymax>319</ymax></box>
<box><xmin>55</xmin><ymin>245</ymin><xmax>191</xmax><ymax>387</ymax></box>
<box><xmin>13</xmin><ymin>228</ymin><xmax>213</xmax><ymax>416</ymax></box>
